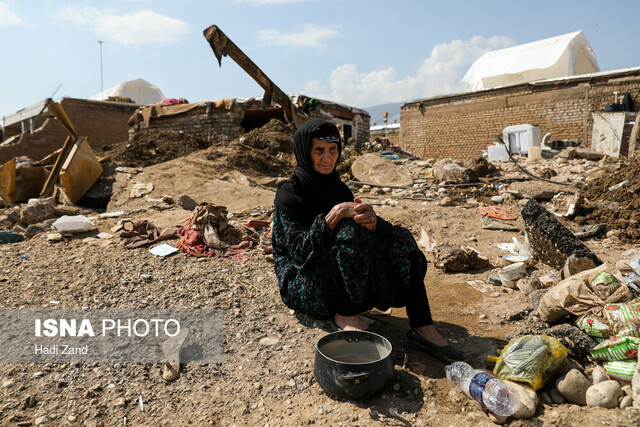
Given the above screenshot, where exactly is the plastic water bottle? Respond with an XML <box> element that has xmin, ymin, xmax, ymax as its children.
<box><xmin>445</xmin><ymin>361</ymin><xmax>517</xmax><ymax>417</ymax></box>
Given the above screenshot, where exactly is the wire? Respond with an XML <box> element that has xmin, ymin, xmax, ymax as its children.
<box><xmin>499</xmin><ymin>138</ymin><xmax>572</xmax><ymax>186</ymax></box>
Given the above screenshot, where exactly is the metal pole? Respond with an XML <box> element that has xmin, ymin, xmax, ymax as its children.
<box><xmin>98</xmin><ymin>41</ymin><xmax>104</xmax><ymax>100</ymax></box>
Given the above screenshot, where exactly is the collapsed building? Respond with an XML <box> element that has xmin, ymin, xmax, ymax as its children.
<box><xmin>0</xmin><ymin>97</ymin><xmax>138</xmax><ymax>164</ymax></box>
<box><xmin>127</xmin><ymin>94</ymin><xmax>370</xmax><ymax>144</ymax></box>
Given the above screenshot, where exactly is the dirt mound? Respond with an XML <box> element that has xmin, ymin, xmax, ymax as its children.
<box><xmin>205</xmin><ymin>119</ymin><xmax>296</xmax><ymax>176</ymax></box>
<box><xmin>107</xmin><ymin>130</ymin><xmax>212</xmax><ymax>167</ymax></box>
<box><xmin>576</xmin><ymin>156</ymin><xmax>640</xmax><ymax>242</ymax></box>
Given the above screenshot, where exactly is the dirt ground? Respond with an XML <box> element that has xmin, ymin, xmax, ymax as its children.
<box><xmin>1</xmin><ymin>126</ymin><xmax>640</xmax><ymax>426</ymax></box>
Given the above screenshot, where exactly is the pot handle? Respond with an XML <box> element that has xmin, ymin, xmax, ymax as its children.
<box><xmin>340</xmin><ymin>371</ymin><xmax>370</xmax><ymax>384</ymax></box>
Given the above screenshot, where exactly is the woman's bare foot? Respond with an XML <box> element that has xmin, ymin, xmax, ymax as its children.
<box><xmin>414</xmin><ymin>324</ymin><xmax>448</xmax><ymax>346</ymax></box>
<box><xmin>334</xmin><ymin>313</ymin><xmax>369</xmax><ymax>331</ymax></box>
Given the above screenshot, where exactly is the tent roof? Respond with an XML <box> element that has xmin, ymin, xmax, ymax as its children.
<box><xmin>463</xmin><ymin>31</ymin><xmax>599</xmax><ymax>91</ymax></box>
<box><xmin>89</xmin><ymin>78</ymin><xmax>166</xmax><ymax>104</ymax></box>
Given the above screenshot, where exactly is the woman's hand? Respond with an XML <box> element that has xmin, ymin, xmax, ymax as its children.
<box><xmin>325</xmin><ymin>198</ymin><xmax>377</xmax><ymax>231</ymax></box>
<box><xmin>353</xmin><ymin>198</ymin><xmax>377</xmax><ymax>231</ymax></box>
<box><xmin>325</xmin><ymin>202</ymin><xmax>358</xmax><ymax>230</ymax></box>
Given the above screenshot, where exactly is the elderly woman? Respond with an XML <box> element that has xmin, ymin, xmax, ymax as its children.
<box><xmin>272</xmin><ymin>119</ymin><xmax>466</xmax><ymax>362</ymax></box>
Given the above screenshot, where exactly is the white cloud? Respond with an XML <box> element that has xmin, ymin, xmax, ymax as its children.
<box><xmin>303</xmin><ymin>35</ymin><xmax>515</xmax><ymax>107</ymax></box>
<box><xmin>57</xmin><ymin>6</ymin><xmax>189</xmax><ymax>45</ymax></box>
<box><xmin>256</xmin><ymin>24</ymin><xmax>339</xmax><ymax>48</ymax></box>
<box><xmin>0</xmin><ymin>1</ymin><xmax>24</xmax><ymax>26</ymax></box>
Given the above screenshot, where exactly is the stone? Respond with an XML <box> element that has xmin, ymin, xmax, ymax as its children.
<box><xmin>620</xmin><ymin>395</ymin><xmax>633</xmax><ymax>409</ymax></box>
<box><xmin>557</xmin><ymin>369</ymin><xmax>591</xmax><ymax>405</ymax></box>
<box><xmin>113</xmin><ymin>397</ymin><xmax>126</xmax><ymax>407</ymax></box>
<box><xmin>35</xmin><ymin>415</ymin><xmax>48</xmax><ymax>425</ymax></box>
<box><xmin>506</xmin><ymin>381</ymin><xmax>538</xmax><ymax>419</ymax></box>
<box><xmin>130</xmin><ymin>182</ymin><xmax>154</xmax><ymax>198</ymax></box>
<box><xmin>20</xmin><ymin>200</ymin><xmax>55</xmax><ymax>225</ymax></box>
<box><xmin>25</xmin><ymin>224</ymin><xmax>45</xmax><ymax>238</ymax></box>
<box><xmin>516</xmin><ymin>277</ymin><xmax>541</xmax><ymax>296</ymax></box>
<box><xmin>438</xmin><ymin>196</ymin><xmax>454</xmax><ymax>207</ymax></box>
<box><xmin>47</xmin><ymin>233</ymin><xmax>63</xmax><ymax>242</ymax></box>
<box><xmin>68</xmin><ymin>415</ymin><xmax>77</xmax><ymax>422</ymax></box>
<box><xmin>616</xmin><ymin>260</ymin><xmax>633</xmax><ymax>273</ymax></box>
<box><xmin>491</xmin><ymin>196</ymin><xmax>504</xmax><ymax>204</ymax></box>
<box><xmin>550</xmin><ymin>388</ymin><xmax>565</xmax><ymax>404</ymax></box>
<box><xmin>2</xmin><ymin>380</ymin><xmax>15</xmax><ymax>388</ymax></box>
<box><xmin>539</xmin><ymin>391</ymin><xmax>552</xmax><ymax>405</ymax></box>
<box><xmin>177</xmin><ymin>194</ymin><xmax>198</xmax><ymax>211</ymax></box>
<box><xmin>432</xmin><ymin>159</ymin><xmax>477</xmax><ymax>184</ymax></box>
<box><xmin>259</xmin><ymin>337</ymin><xmax>279</xmax><ymax>346</ymax></box>
<box><xmin>586</xmin><ymin>380</ymin><xmax>622</xmax><ymax>408</ymax></box>
<box><xmin>592</xmin><ymin>366</ymin><xmax>609</xmax><ymax>384</ymax></box>
<box><xmin>622</xmin><ymin>385</ymin><xmax>632</xmax><ymax>396</ymax></box>
<box><xmin>0</xmin><ymin>215</ymin><xmax>13</xmax><ymax>227</ymax></box>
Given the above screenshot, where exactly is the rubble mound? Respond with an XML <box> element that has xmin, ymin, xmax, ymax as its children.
<box><xmin>109</xmin><ymin>130</ymin><xmax>212</xmax><ymax>167</ymax></box>
<box><xmin>577</xmin><ymin>155</ymin><xmax>640</xmax><ymax>243</ymax></box>
<box><xmin>205</xmin><ymin>119</ymin><xmax>296</xmax><ymax>176</ymax></box>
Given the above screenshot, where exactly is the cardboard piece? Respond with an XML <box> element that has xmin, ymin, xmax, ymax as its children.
<box><xmin>59</xmin><ymin>137</ymin><xmax>103</xmax><ymax>204</ymax></box>
<box><xmin>0</xmin><ymin>158</ymin><xmax>49</xmax><ymax>203</ymax></box>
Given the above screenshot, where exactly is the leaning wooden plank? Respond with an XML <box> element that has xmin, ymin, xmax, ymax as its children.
<box><xmin>0</xmin><ymin>158</ymin><xmax>17</xmax><ymax>204</ymax></box>
<box><xmin>40</xmin><ymin>135</ymin><xmax>76</xmax><ymax>198</ymax></box>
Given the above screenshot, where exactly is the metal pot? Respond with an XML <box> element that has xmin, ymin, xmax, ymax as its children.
<box><xmin>314</xmin><ymin>330</ymin><xmax>394</xmax><ymax>398</ymax></box>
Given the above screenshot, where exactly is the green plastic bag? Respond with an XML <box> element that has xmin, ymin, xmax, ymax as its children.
<box><xmin>488</xmin><ymin>335</ymin><xmax>567</xmax><ymax>391</ymax></box>
<box><xmin>590</xmin><ymin>336</ymin><xmax>640</xmax><ymax>362</ymax></box>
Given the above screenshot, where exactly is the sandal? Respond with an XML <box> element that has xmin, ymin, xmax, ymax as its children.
<box><xmin>162</xmin><ymin>328</ymin><xmax>189</xmax><ymax>381</ymax></box>
<box><xmin>406</xmin><ymin>329</ymin><xmax>467</xmax><ymax>363</ymax></box>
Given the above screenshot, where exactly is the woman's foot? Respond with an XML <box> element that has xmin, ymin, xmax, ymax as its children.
<box><xmin>334</xmin><ymin>313</ymin><xmax>369</xmax><ymax>331</ymax></box>
<box><xmin>414</xmin><ymin>324</ymin><xmax>448</xmax><ymax>346</ymax></box>
<box><xmin>407</xmin><ymin>326</ymin><xmax>467</xmax><ymax>362</ymax></box>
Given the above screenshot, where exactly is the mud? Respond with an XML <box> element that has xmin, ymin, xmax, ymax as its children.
<box><xmin>107</xmin><ymin>130</ymin><xmax>212</xmax><ymax>167</ymax></box>
<box><xmin>577</xmin><ymin>154</ymin><xmax>640</xmax><ymax>243</ymax></box>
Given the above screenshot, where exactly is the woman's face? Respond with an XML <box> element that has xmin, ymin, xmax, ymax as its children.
<box><xmin>310</xmin><ymin>138</ymin><xmax>339</xmax><ymax>174</ymax></box>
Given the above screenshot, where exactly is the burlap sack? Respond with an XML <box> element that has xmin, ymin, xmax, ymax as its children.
<box><xmin>537</xmin><ymin>264</ymin><xmax>631</xmax><ymax>322</ymax></box>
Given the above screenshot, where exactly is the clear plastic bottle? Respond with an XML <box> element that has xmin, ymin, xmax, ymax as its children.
<box><xmin>445</xmin><ymin>361</ymin><xmax>517</xmax><ymax>417</ymax></box>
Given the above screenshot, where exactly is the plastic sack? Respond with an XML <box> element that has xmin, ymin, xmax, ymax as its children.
<box><xmin>590</xmin><ymin>336</ymin><xmax>640</xmax><ymax>362</ymax></box>
<box><xmin>488</xmin><ymin>335</ymin><xmax>567</xmax><ymax>391</ymax></box>
<box><xmin>537</xmin><ymin>264</ymin><xmax>631</xmax><ymax>322</ymax></box>
<box><xmin>604</xmin><ymin>360</ymin><xmax>638</xmax><ymax>381</ymax></box>
<box><xmin>577</xmin><ymin>298</ymin><xmax>640</xmax><ymax>338</ymax></box>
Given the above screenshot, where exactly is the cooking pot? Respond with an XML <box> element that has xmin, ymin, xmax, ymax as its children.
<box><xmin>314</xmin><ymin>330</ymin><xmax>394</xmax><ymax>398</ymax></box>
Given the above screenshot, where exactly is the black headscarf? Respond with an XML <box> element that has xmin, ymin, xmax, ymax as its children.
<box><xmin>274</xmin><ymin>119</ymin><xmax>354</xmax><ymax>227</ymax></box>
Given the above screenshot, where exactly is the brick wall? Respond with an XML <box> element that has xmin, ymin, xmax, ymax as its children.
<box><xmin>131</xmin><ymin>99</ymin><xmax>371</xmax><ymax>144</ymax></box>
<box><xmin>400</xmin><ymin>69</ymin><xmax>640</xmax><ymax>159</ymax></box>
<box><xmin>0</xmin><ymin>98</ymin><xmax>138</xmax><ymax>164</ymax></box>
<box><xmin>370</xmin><ymin>128</ymin><xmax>400</xmax><ymax>146</ymax></box>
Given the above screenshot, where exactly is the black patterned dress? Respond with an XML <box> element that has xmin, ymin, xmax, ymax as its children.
<box><xmin>272</xmin><ymin>208</ymin><xmax>427</xmax><ymax>320</ymax></box>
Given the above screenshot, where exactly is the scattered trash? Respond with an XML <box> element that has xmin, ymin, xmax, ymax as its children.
<box><xmin>504</xmin><ymin>254</ymin><xmax>529</xmax><ymax>264</ymax></box>
<box><xmin>478</xmin><ymin>206</ymin><xmax>518</xmax><ymax>221</ymax></box>
<box><xmin>140</xmin><ymin>274</ymin><xmax>152</xmax><ymax>281</ymax></box>
<box><xmin>488</xmin><ymin>335</ymin><xmax>567</xmax><ymax>390</ymax></box>
<box><xmin>120</xmin><ymin>220</ymin><xmax>177</xmax><ymax>249</ymax></box>
<box><xmin>434</xmin><ymin>245</ymin><xmax>489</xmax><ymax>272</ymax></box>
<box><xmin>52</xmin><ymin>215</ymin><xmax>94</xmax><ymax>233</ymax></box>
<box><xmin>590</xmin><ymin>336</ymin><xmax>640</xmax><ymax>362</ymax></box>
<box><xmin>466</xmin><ymin>280</ymin><xmax>495</xmax><ymax>293</ymax></box>
<box><xmin>130</xmin><ymin>182</ymin><xmax>154</xmax><ymax>198</ymax></box>
<box><xmin>418</xmin><ymin>229</ymin><xmax>438</xmax><ymax>252</ymax></box>
<box><xmin>149</xmin><ymin>244</ymin><xmax>179</xmax><ymax>257</ymax></box>
<box><xmin>20</xmin><ymin>256</ymin><xmax>27</xmax><ymax>261</ymax></box>
<box><xmin>481</xmin><ymin>216</ymin><xmax>519</xmax><ymax>231</ymax></box>
<box><xmin>100</xmin><ymin>211</ymin><xmax>125</xmax><ymax>218</ymax></box>
<box><xmin>446</xmin><ymin>361</ymin><xmax>518</xmax><ymax>417</ymax></box>
<box><xmin>499</xmin><ymin>262</ymin><xmax>526</xmax><ymax>284</ymax></box>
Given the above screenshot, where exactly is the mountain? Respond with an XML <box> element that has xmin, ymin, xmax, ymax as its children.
<box><xmin>362</xmin><ymin>101</ymin><xmax>405</xmax><ymax>127</ymax></box>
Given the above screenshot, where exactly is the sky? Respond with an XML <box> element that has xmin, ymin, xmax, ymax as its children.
<box><xmin>1</xmin><ymin>0</ymin><xmax>639</xmax><ymax>120</ymax></box>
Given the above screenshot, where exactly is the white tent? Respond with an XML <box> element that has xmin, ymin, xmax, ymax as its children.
<box><xmin>89</xmin><ymin>78</ymin><xmax>166</xmax><ymax>104</ymax></box>
<box><xmin>462</xmin><ymin>31</ymin><xmax>599</xmax><ymax>91</ymax></box>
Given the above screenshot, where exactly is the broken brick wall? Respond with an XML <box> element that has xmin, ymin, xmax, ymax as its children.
<box><xmin>131</xmin><ymin>100</ymin><xmax>371</xmax><ymax>145</ymax></box>
<box><xmin>0</xmin><ymin>98</ymin><xmax>138</xmax><ymax>164</ymax></box>
<box><xmin>400</xmin><ymin>69</ymin><xmax>640</xmax><ymax>159</ymax></box>
<box><xmin>129</xmin><ymin>103</ymin><xmax>248</xmax><ymax>143</ymax></box>
<box><xmin>370</xmin><ymin>128</ymin><xmax>400</xmax><ymax>146</ymax></box>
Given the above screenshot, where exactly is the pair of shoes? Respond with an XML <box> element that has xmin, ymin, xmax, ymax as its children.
<box><xmin>406</xmin><ymin>329</ymin><xmax>467</xmax><ymax>363</ymax></box>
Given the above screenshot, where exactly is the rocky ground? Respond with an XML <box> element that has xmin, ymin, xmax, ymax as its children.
<box><xmin>1</xmin><ymin>128</ymin><xmax>640</xmax><ymax>426</ymax></box>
